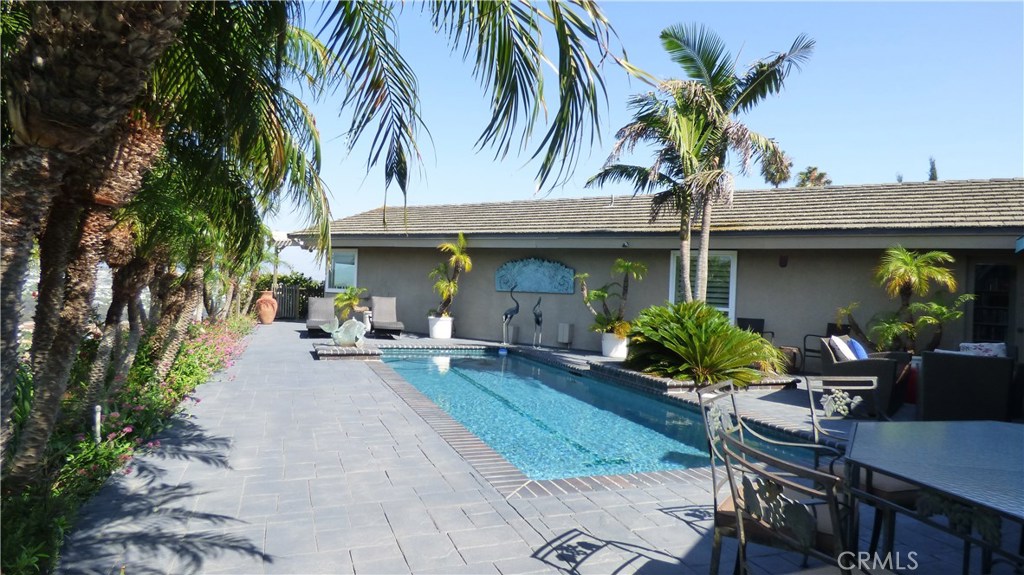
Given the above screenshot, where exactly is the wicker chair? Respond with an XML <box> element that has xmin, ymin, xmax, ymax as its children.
<box><xmin>918</xmin><ymin>351</ymin><xmax>1015</xmax><ymax>421</ymax></box>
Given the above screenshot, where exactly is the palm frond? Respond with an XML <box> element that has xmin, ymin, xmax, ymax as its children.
<box><xmin>659</xmin><ymin>24</ymin><xmax>735</xmax><ymax>98</ymax></box>
<box><xmin>732</xmin><ymin>33</ymin><xmax>814</xmax><ymax>114</ymax></box>
<box><xmin>319</xmin><ymin>1</ymin><xmax>424</xmax><ymax>199</ymax></box>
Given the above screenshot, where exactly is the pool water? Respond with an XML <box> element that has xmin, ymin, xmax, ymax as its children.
<box><xmin>384</xmin><ymin>353</ymin><xmax>710</xmax><ymax>480</ymax></box>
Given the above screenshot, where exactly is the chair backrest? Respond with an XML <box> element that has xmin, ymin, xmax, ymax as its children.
<box><xmin>737</xmin><ymin>317</ymin><xmax>774</xmax><ymax>343</ymax></box>
<box><xmin>806</xmin><ymin>376</ymin><xmax>880</xmax><ymax>444</ymax></box>
<box><xmin>370</xmin><ymin>296</ymin><xmax>399</xmax><ymax>323</ymax></box>
<box><xmin>718</xmin><ymin>430</ymin><xmax>849</xmax><ymax>565</ymax></box>
<box><xmin>696</xmin><ymin>381</ymin><xmax>742</xmax><ymax>502</ymax></box>
<box><xmin>306</xmin><ymin>297</ymin><xmax>336</xmax><ymax>328</ymax></box>
<box><xmin>919</xmin><ymin>351</ymin><xmax>1015</xmax><ymax>421</ymax></box>
<box><xmin>737</xmin><ymin>318</ymin><xmax>765</xmax><ymax>334</ymax></box>
<box><xmin>826</xmin><ymin>323</ymin><xmax>851</xmax><ymax>337</ymax></box>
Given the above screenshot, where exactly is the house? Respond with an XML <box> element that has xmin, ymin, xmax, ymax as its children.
<box><xmin>291</xmin><ymin>178</ymin><xmax>1024</xmax><ymax>363</ymax></box>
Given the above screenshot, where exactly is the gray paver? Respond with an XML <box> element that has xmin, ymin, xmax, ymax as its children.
<box><xmin>57</xmin><ymin>321</ymin><xmax>1000</xmax><ymax>575</ymax></box>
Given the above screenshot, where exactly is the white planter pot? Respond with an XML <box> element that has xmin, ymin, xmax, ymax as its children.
<box><xmin>601</xmin><ymin>332</ymin><xmax>628</xmax><ymax>359</ymax></box>
<box><xmin>428</xmin><ymin>316</ymin><xmax>454</xmax><ymax>339</ymax></box>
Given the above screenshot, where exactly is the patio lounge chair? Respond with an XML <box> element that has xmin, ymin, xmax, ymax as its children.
<box><xmin>918</xmin><ymin>351</ymin><xmax>1015</xmax><ymax>421</ymax></box>
<box><xmin>306</xmin><ymin>297</ymin><xmax>336</xmax><ymax>335</ymax></box>
<box><xmin>369</xmin><ymin>296</ymin><xmax>404</xmax><ymax>338</ymax></box>
<box><xmin>819</xmin><ymin>336</ymin><xmax>910</xmax><ymax>417</ymax></box>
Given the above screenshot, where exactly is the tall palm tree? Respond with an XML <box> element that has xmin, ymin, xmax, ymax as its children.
<box><xmin>660</xmin><ymin>24</ymin><xmax>814</xmax><ymax>300</ymax></box>
<box><xmin>796</xmin><ymin>165</ymin><xmax>832</xmax><ymax>187</ymax></box>
<box><xmin>2</xmin><ymin>0</ymin><xmax>636</xmax><ymax>484</ymax></box>
<box><xmin>761</xmin><ymin>147</ymin><xmax>792</xmax><ymax>188</ymax></box>
<box><xmin>587</xmin><ymin>81</ymin><xmax>774</xmax><ymax>302</ymax></box>
<box><xmin>0</xmin><ymin>2</ymin><xmax>187</xmax><ymax>457</ymax></box>
<box><xmin>3</xmin><ymin>3</ymin><xmax>328</xmax><ymax>485</ymax></box>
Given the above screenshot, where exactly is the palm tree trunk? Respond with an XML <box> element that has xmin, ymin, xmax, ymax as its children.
<box><xmin>695</xmin><ymin>196</ymin><xmax>714</xmax><ymax>302</ymax></box>
<box><xmin>83</xmin><ymin>256</ymin><xmax>153</xmax><ymax>413</ymax></box>
<box><xmin>0</xmin><ymin>147</ymin><xmax>67</xmax><ymax>462</ymax></box>
<box><xmin>153</xmin><ymin>267</ymin><xmax>205</xmax><ymax>382</ymax></box>
<box><xmin>678</xmin><ymin>210</ymin><xmax>694</xmax><ymax>303</ymax></box>
<box><xmin>6</xmin><ymin>206</ymin><xmax>100</xmax><ymax>487</ymax></box>
<box><xmin>111</xmin><ymin>295</ymin><xmax>146</xmax><ymax>395</ymax></box>
<box><xmin>6</xmin><ymin>116</ymin><xmax>164</xmax><ymax>487</ymax></box>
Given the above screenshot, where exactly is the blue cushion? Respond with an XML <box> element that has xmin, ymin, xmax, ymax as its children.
<box><xmin>847</xmin><ymin>338</ymin><xmax>869</xmax><ymax>360</ymax></box>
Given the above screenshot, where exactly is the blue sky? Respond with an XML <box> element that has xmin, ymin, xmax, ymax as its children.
<box><xmin>270</xmin><ymin>1</ymin><xmax>1024</xmax><ymax>277</ymax></box>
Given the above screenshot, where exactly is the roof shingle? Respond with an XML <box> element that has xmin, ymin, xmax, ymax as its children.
<box><xmin>294</xmin><ymin>178</ymin><xmax>1024</xmax><ymax>238</ymax></box>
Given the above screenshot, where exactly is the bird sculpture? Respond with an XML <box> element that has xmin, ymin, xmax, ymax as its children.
<box><xmin>532</xmin><ymin>297</ymin><xmax>543</xmax><ymax>348</ymax></box>
<box><xmin>501</xmin><ymin>284</ymin><xmax>519</xmax><ymax>345</ymax></box>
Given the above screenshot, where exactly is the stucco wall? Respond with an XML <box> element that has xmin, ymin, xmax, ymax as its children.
<box><xmin>342</xmin><ymin>244</ymin><xmax>1021</xmax><ymax>358</ymax></box>
<box><xmin>351</xmin><ymin>246</ymin><xmax>671</xmax><ymax>350</ymax></box>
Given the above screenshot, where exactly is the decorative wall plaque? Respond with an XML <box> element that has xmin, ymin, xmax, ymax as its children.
<box><xmin>495</xmin><ymin>258</ymin><xmax>575</xmax><ymax>294</ymax></box>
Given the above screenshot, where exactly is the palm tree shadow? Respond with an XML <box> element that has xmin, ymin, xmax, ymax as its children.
<box><xmin>532</xmin><ymin>528</ymin><xmax>682</xmax><ymax>575</ymax></box>
<box><xmin>58</xmin><ymin>417</ymin><xmax>271</xmax><ymax>574</ymax></box>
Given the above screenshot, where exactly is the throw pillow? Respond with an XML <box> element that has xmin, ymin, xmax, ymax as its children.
<box><xmin>847</xmin><ymin>338</ymin><xmax>869</xmax><ymax>360</ymax></box>
<box><xmin>829</xmin><ymin>335</ymin><xmax>858</xmax><ymax>362</ymax></box>
<box><xmin>959</xmin><ymin>342</ymin><xmax>1007</xmax><ymax>357</ymax></box>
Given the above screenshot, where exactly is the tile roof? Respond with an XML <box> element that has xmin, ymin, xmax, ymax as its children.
<box><xmin>295</xmin><ymin>178</ymin><xmax>1024</xmax><ymax>238</ymax></box>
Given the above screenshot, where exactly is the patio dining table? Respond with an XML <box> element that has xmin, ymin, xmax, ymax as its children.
<box><xmin>845</xmin><ymin>421</ymin><xmax>1024</xmax><ymax>574</ymax></box>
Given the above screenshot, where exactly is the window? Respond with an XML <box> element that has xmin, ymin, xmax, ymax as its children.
<box><xmin>668</xmin><ymin>250</ymin><xmax>737</xmax><ymax>318</ymax></box>
<box><xmin>328</xmin><ymin>249</ymin><xmax>358</xmax><ymax>291</ymax></box>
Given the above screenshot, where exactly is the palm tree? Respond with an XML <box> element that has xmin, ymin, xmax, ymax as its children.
<box><xmin>433</xmin><ymin>233</ymin><xmax>472</xmax><ymax>316</ymax></box>
<box><xmin>3</xmin><ymin>4</ymin><xmax>329</xmax><ymax>485</ymax></box>
<box><xmin>875</xmin><ymin>245</ymin><xmax>957</xmax><ymax>312</ymax></box>
<box><xmin>2</xmin><ymin>0</ymin><xmax>634</xmax><ymax>484</ymax></box>
<box><xmin>796</xmin><ymin>165</ymin><xmax>832</xmax><ymax>187</ymax></box>
<box><xmin>587</xmin><ymin>81</ymin><xmax>778</xmax><ymax>302</ymax></box>
<box><xmin>0</xmin><ymin>2</ymin><xmax>187</xmax><ymax>458</ymax></box>
<box><xmin>761</xmin><ymin>148</ymin><xmax>793</xmax><ymax>188</ymax></box>
<box><xmin>659</xmin><ymin>24</ymin><xmax>814</xmax><ymax>300</ymax></box>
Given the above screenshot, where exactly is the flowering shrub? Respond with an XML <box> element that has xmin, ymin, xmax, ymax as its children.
<box><xmin>1</xmin><ymin>315</ymin><xmax>253</xmax><ymax>575</ymax></box>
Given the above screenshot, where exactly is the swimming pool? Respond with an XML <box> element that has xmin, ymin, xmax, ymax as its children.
<box><xmin>384</xmin><ymin>352</ymin><xmax>710</xmax><ymax>480</ymax></box>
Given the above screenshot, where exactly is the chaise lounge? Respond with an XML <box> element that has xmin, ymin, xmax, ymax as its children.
<box><xmin>306</xmin><ymin>297</ymin><xmax>336</xmax><ymax>336</ymax></box>
<box><xmin>369</xmin><ymin>296</ymin><xmax>404</xmax><ymax>338</ymax></box>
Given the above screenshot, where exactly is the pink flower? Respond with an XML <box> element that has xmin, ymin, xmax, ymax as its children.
<box><xmin>74</xmin><ymin>433</ymin><xmax>86</xmax><ymax>442</ymax></box>
<box><xmin>122</xmin><ymin>426</ymin><xmax>134</xmax><ymax>434</ymax></box>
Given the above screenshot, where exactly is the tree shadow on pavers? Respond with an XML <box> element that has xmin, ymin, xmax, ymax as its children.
<box><xmin>58</xmin><ymin>479</ymin><xmax>271</xmax><ymax>574</ymax></box>
<box><xmin>58</xmin><ymin>419</ymin><xmax>270</xmax><ymax>574</ymax></box>
<box><xmin>532</xmin><ymin>528</ymin><xmax>683</xmax><ymax>574</ymax></box>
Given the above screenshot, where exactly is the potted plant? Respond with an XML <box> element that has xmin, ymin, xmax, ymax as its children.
<box><xmin>333</xmin><ymin>286</ymin><xmax>367</xmax><ymax>322</ymax></box>
<box><xmin>428</xmin><ymin>232</ymin><xmax>472</xmax><ymax>339</ymax></box>
<box><xmin>576</xmin><ymin>258</ymin><xmax>647</xmax><ymax>358</ymax></box>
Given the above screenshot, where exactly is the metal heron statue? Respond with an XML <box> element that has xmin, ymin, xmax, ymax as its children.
<box><xmin>532</xmin><ymin>297</ymin><xmax>543</xmax><ymax>348</ymax></box>
<box><xmin>501</xmin><ymin>284</ymin><xmax>519</xmax><ymax>344</ymax></box>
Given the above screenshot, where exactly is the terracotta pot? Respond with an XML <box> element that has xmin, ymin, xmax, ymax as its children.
<box><xmin>255</xmin><ymin>291</ymin><xmax>278</xmax><ymax>324</ymax></box>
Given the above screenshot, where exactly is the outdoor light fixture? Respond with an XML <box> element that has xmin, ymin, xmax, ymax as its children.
<box><xmin>779</xmin><ymin>255</ymin><xmax>789</xmax><ymax>268</ymax></box>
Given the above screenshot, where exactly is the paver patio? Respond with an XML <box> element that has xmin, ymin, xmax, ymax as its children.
<box><xmin>58</xmin><ymin>321</ymin><xmax>1018</xmax><ymax>574</ymax></box>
